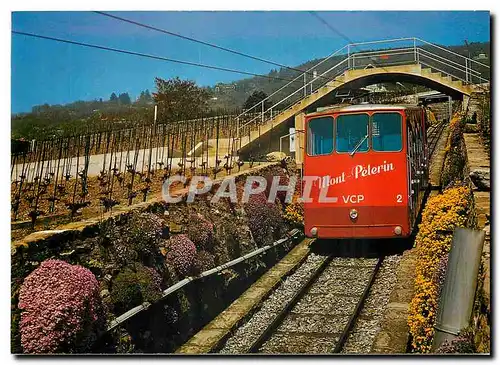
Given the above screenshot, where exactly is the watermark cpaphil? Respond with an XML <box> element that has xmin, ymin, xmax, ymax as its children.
<box><xmin>161</xmin><ymin>174</ymin><xmax>344</xmax><ymax>204</ymax></box>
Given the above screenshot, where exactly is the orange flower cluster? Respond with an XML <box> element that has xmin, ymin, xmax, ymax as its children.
<box><xmin>283</xmin><ymin>195</ymin><xmax>304</xmax><ymax>227</ymax></box>
<box><xmin>408</xmin><ymin>185</ymin><xmax>474</xmax><ymax>353</ymax></box>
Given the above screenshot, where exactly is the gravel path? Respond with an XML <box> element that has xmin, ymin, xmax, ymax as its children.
<box><xmin>341</xmin><ymin>254</ymin><xmax>402</xmax><ymax>354</ymax></box>
<box><xmin>219</xmin><ymin>253</ymin><xmax>328</xmax><ymax>354</ymax></box>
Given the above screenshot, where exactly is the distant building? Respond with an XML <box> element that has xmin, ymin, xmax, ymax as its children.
<box><xmin>214</xmin><ymin>83</ymin><xmax>236</xmax><ymax>93</ymax></box>
<box><xmin>474</xmin><ymin>53</ymin><xmax>488</xmax><ymax>61</ymax></box>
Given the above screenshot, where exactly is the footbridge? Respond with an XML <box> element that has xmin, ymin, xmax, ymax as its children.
<box><xmin>234</xmin><ymin>37</ymin><xmax>490</xmax><ymax>161</ymax></box>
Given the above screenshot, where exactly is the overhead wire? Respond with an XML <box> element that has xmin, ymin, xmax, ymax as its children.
<box><xmin>309</xmin><ymin>11</ymin><xmax>391</xmax><ymax>73</ymax></box>
<box><xmin>94</xmin><ymin>11</ymin><xmax>331</xmax><ymax>82</ymax></box>
<box><xmin>12</xmin><ymin>30</ymin><xmax>298</xmax><ymax>83</ymax></box>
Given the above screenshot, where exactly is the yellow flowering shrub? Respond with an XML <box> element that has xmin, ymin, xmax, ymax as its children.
<box><xmin>426</xmin><ymin>109</ymin><xmax>438</xmax><ymax>126</ymax></box>
<box><xmin>408</xmin><ymin>185</ymin><xmax>475</xmax><ymax>353</ymax></box>
<box><xmin>442</xmin><ymin>113</ymin><xmax>467</xmax><ymax>188</ymax></box>
<box><xmin>283</xmin><ymin>199</ymin><xmax>304</xmax><ymax>228</ymax></box>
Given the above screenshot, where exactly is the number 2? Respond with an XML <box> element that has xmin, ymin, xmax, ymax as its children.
<box><xmin>396</xmin><ymin>194</ymin><xmax>403</xmax><ymax>203</ymax></box>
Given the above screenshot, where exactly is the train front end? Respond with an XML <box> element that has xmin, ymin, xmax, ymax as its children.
<box><xmin>303</xmin><ymin>106</ymin><xmax>410</xmax><ymax>239</ymax></box>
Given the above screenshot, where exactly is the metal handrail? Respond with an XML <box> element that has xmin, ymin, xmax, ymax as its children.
<box><xmin>418</xmin><ymin>51</ymin><xmax>490</xmax><ymax>84</ymax></box>
<box><xmin>350</xmin><ymin>37</ymin><xmax>489</xmax><ymax>69</ymax></box>
<box><xmin>235</xmin><ymin>44</ymin><xmax>349</xmax><ymax>120</ymax></box>
<box><xmin>348</xmin><ymin>37</ymin><xmax>416</xmax><ymax>47</ymax></box>
<box><xmin>240</xmin><ymin>57</ymin><xmax>349</xmax><ymax>129</ymax></box>
<box><xmin>415</xmin><ymin>37</ymin><xmax>490</xmax><ymax>69</ymax></box>
<box><xmin>354</xmin><ymin>59</ymin><xmax>416</xmax><ymax>70</ymax></box>
<box><xmin>268</xmin><ymin>59</ymin><xmax>349</xmax><ymax>115</ymax></box>
<box><xmin>417</xmin><ymin>47</ymin><xmax>482</xmax><ymax>76</ymax></box>
<box><xmin>419</xmin><ymin>60</ymin><xmax>489</xmax><ymax>86</ymax></box>
<box><xmin>352</xmin><ymin>46</ymin><xmax>415</xmax><ymax>57</ymax></box>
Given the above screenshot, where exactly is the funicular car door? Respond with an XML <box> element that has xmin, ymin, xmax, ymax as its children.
<box><xmin>406</xmin><ymin>116</ymin><xmax>418</xmax><ymax>226</ymax></box>
<box><xmin>413</xmin><ymin>110</ymin><xmax>427</xmax><ymax>207</ymax></box>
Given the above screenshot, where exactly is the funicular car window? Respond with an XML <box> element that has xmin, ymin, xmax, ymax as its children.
<box><xmin>307</xmin><ymin>116</ymin><xmax>334</xmax><ymax>156</ymax></box>
<box><xmin>335</xmin><ymin>113</ymin><xmax>369</xmax><ymax>153</ymax></box>
<box><xmin>371</xmin><ymin>112</ymin><xmax>402</xmax><ymax>152</ymax></box>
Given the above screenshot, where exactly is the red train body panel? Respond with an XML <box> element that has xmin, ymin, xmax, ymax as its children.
<box><xmin>303</xmin><ymin>104</ymin><xmax>428</xmax><ymax>239</ymax></box>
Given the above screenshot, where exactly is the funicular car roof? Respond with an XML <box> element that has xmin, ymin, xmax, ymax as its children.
<box><xmin>306</xmin><ymin>103</ymin><xmax>421</xmax><ymax>118</ymax></box>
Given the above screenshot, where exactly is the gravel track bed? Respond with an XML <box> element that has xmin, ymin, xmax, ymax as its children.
<box><xmin>329</xmin><ymin>257</ymin><xmax>379</xmax><ymax>267</ymax></box>
<box><xmin>260</xmin><ymin>258</ymin><xmax>378</xmax><ymax>354</ymax></box>
<box><xmin>278</xmin><ymin>313</ymin><xmax>349</xmax><ymax>334</ymax></box>
<box><xmin>341</xmin><ymin>254</ymin><xmax>402</xmax><ymax>354</ymax></box>
<box><xmin>218</xmin><ymin>253</ymin><xmax>327</xmax><ymax>354</ymax></box>
<box><xmin>259</xmin><ymin>333</ymin><xmax>340</xmax><ymax>354</ymax></box>
<box><xmin>292</xmin><ymin>292</ymin><xmax>361</xmax><ymax>315</ymax></box>
<box><xmin>309</xmin><ymin>266</ymin><xmax>374</xmax><ymax>295</ymax></box>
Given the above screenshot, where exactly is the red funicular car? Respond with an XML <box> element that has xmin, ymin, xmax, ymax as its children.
<box><xmin>303</xmin><ymin>104</ymin><xmax>428</xmax><ymax>239</ymax></box>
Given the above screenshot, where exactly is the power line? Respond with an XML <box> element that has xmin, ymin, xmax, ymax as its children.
<box><xmin>12</xmin><ymin>30</ymin><xmax>298</xmax><ymax>83</ymax></box>
<box><xmin>308</xmin><ymin>12</ymin><xmax>354</xmax><ymax>45</ymax></box>
<box><xmin>94</xmin><ymin>11</ymin><xmax>327</xmax><ymax>81</ymax></box>
<box><xmin>309</xmin><ymin>11</ymin><xmax>390</xmax><ymax>73</ymax></box>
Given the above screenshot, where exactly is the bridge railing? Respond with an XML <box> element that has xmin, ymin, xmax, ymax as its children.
<box><xmin>236</xmin><ymin>44</ymin><xmax>350</xmax><ymax>137</ymax></box>
<box><xmin>235</xmin><ymin>37</ymin><xmax>490</xmax><ymax>148</ymax></box>
<box><xmin>238</xmin><ymin>55</ymin><xmax>350</xmax><ymax>139</ymax></box>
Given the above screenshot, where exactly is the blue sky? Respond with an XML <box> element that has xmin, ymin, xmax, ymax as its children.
<box><xmin>11</xmin><ymin>11</ymin><xmax>490</xmax><ymax>113</ymax></box>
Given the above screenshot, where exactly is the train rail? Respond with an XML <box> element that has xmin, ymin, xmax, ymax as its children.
<box><xmin>426</xmin><ymin>121</ymin><xmax>447</xmax><ymax>159</ymax></box>
<box><xmin>219</xmin><ymin>253</ymin><xmax>383</xmax><ymax>354</ymax></box>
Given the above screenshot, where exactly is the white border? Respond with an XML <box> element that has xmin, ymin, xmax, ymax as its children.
<box><xmin>2</xmin><ymin>2</ymin><xmax>496</xmax><ymax>364</ymax></box>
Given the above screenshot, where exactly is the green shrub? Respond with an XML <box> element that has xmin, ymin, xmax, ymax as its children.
<box><xmin>110</xmin><ymin>265</ymin><xmax>162</xmax><ymax>313</ymax></box>
<box><xmin>192</xmin><ymin>250</ymin><xmax>216</xmax><ymax>275</ymax></box>
<box><xmin>186</xmin><ymin>213</ymin><xmax>214</xmax><ymax>251</ymax></box>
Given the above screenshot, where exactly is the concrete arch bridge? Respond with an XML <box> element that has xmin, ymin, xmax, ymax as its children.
<box><xmin>233</xmin><ymin>37</ymin><xmax>490</xmax><ymax>161</ymax></box>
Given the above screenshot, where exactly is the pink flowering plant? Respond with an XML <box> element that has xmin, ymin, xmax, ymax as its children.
<box><xmin>18</xmin><ymin>259</ymin><xmax>104</xmax><ymax>354</ymax></box>
<box><xmin>166</xmin><ymin>234</ymin><xmax>197</xmax><ymax>278</ymax></box>
<box><xmin>244</xmin><ymin>192</ymin><xmax>284</xmax><ymax>246</ymax></box>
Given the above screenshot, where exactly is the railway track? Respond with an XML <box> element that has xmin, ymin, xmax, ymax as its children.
<box><xmin>427</xmin><ymin>121</ymin><xmax>447</xmax><ymax>158</ymax></box>
<box><xmin>219</xmin><ymin>252</ymin><xmax>383</xmax><ymax>354</ymax></box>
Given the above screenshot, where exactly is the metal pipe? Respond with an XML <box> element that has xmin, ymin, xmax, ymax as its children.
<box><xmin>418</xmin><ymin>60</ymin><xmax>488</xmax><ymax>86</ymax></box>
<box><xmin>347</xmin><ymin>44</ymin><xmax>350</xmax><ymax>68</ymax></box>
<box><xmin>432</xmin><ymin>228</ymin><xmax>485</xmax><ymax>351</ymax></box>
<box><xmin>348</xmin><ymin>37</ymin><xmax>415</xmax><ymax>47</ymax></box>
<box><xmin>352</xmin><ymin>47</ymin><xmax>414</xmax><ymax>57</ymax></box>
<box><xmin>303</xmin><ymin>73</ymin><xmax>306</xmax><ymax>96</ymax></box>
<box><xmin>414</xmin><ymin>38</ymin><xmax>417</xmax><ymax>63</ymax></box>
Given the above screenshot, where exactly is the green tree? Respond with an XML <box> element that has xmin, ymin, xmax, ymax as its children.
<box><xmin>118</xmin><ymin>92</ymin><xmax>131</xmax><ymax>105</ymax></box>
<box><xmin>153</xmin><ymin>77</ymin><xmax>211</xmax><ymax>122</ymax></box>
<box><xmin>243</xmin><ymin>90</ymin><xmax>271</xmax><ymax>111</ymax></box>
<box><xmin>144</xmin><ymin>89</ymin><xmax>152</xmax><ymax>102</ymax></box>
<box><xmin>109</xmin><ymin>92</ymin><xmax>118</xmax><ymax>103</ymax></box>
<box><xmin>136</xmin><ymin>89</ymin><xmax>153</xmax><ymax>105</ymax></box>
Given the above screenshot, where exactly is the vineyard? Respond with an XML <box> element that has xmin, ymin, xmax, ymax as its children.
<box><xmin>10</xmin><ymin>110</ymin><xmax>271</xmax><ymax>232</ymax></box>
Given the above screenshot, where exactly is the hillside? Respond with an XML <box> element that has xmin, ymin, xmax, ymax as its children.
<box><xmin>12</xmin><ymin>40</ymin><xmax>490</xmax><ymax>139</ymax></box>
